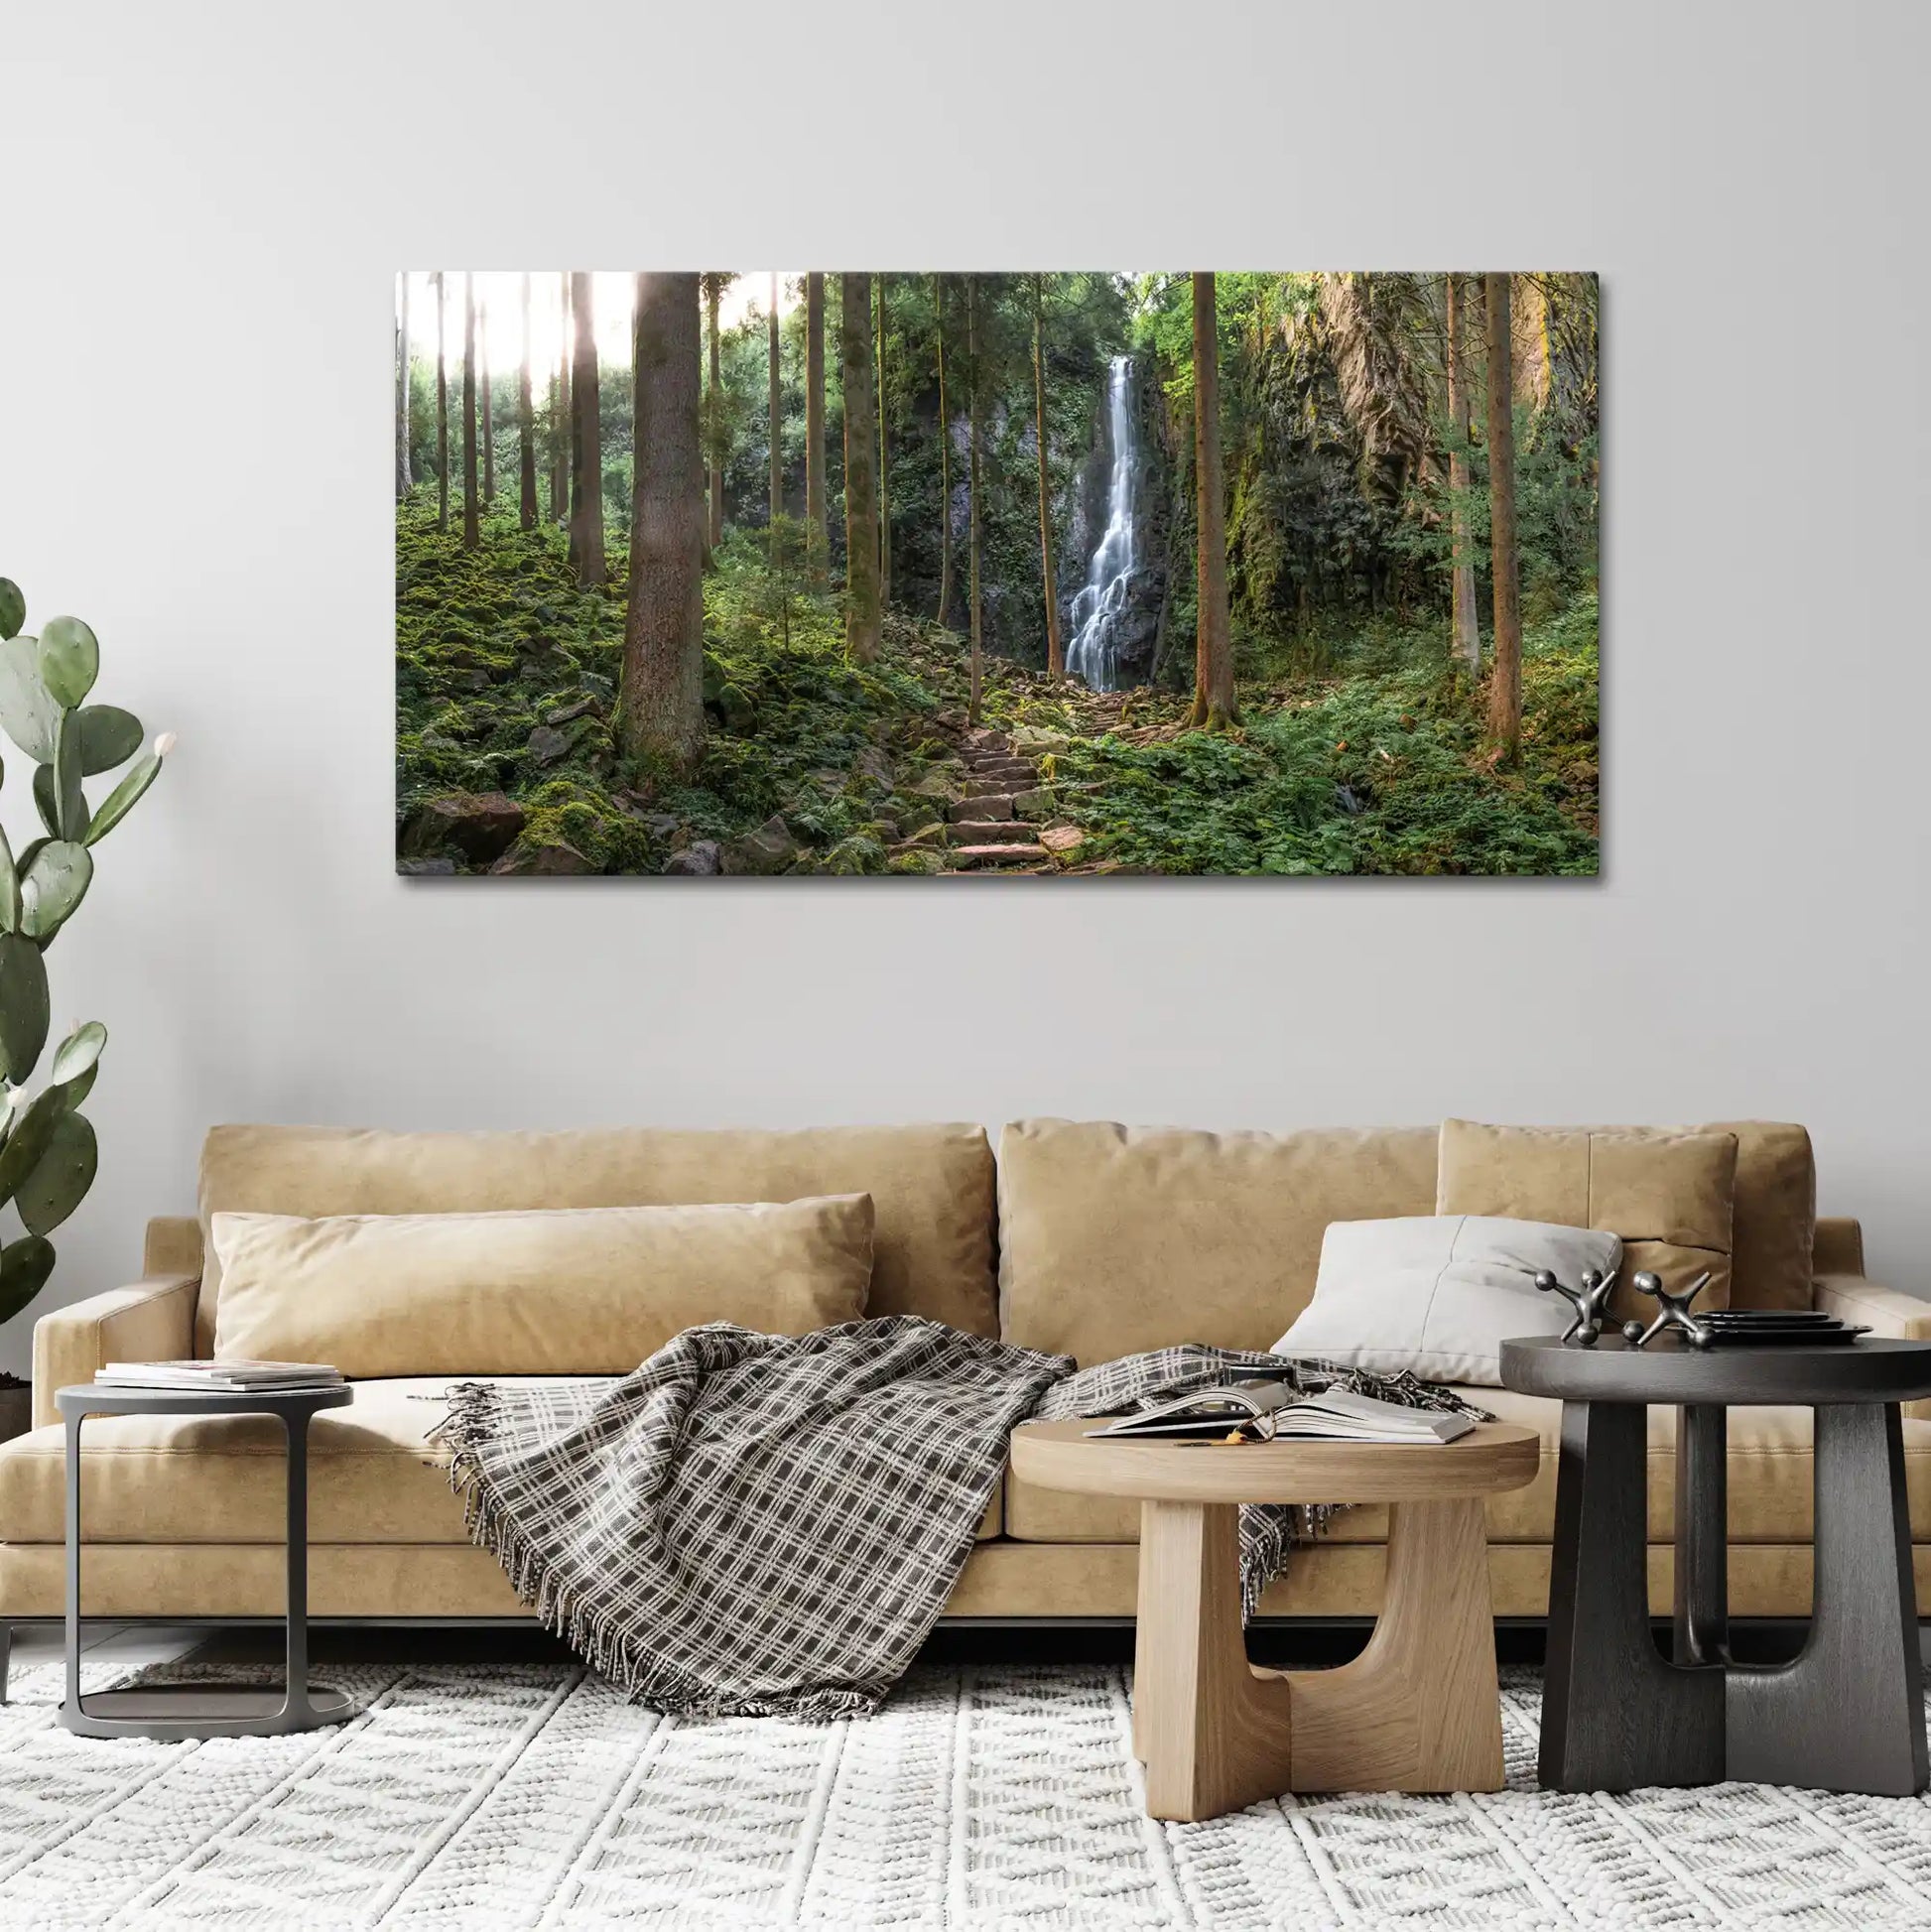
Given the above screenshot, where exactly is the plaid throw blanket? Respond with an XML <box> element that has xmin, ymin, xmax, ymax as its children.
<box><xmin>437</xmin><ymin>1316</ymin><xmax>1483</xmax><ymax>1720</ymax></box>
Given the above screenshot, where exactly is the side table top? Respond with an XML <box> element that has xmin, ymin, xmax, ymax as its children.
<box><xmin>56</xmin><ymin>1383</ymin><xmax>353</xmax><ymax>1418</ymax></box>
<box><xmin>1500</xmin><ymin>1334</ymin><xmax>1931</xmax><ymax>1406</ymax></box>
<box><xmin>1009</xmin><ymin>1418</ymin><xmax>1540</xmax><ymax>1505</ymax></box>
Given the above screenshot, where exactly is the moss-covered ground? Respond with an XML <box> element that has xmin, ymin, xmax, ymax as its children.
<box><xmin>397</xmin><ymin>500</ymin><xmax>1599</xmax><ymax>877</ymax></box>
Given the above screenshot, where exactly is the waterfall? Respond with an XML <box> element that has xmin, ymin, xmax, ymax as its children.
<box><xmin>1066</xmin><ymin>356</ymin><xmax>1143</xmax><ymax>692</ymax></box>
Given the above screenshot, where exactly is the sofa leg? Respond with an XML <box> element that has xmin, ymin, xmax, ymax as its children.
<box><xmin>0</xmin><ymin>1623</ymin><xmax>10</xmax><ymax>1705</ymax></box>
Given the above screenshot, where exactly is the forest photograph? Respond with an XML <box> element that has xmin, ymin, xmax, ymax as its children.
<box><xmin>395</xmin><ymin>272</ymin><xmax>1598</xmax><ymax>877</ymax></box>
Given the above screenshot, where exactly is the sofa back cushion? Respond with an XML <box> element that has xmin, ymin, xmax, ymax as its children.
<box><xmin>208</xmin><ymin>1196</ymin><xmax>874</xmax><ymax>1376</ymax></box>
<box><xmin>1436</xmin><ymin>1120</ymin><xmax>1738</xmax><ymax>1318</ymax></box>
<box><xmin>997</xmin><ymin>1120</ymin><xmax>1440</xmax><ymax>1363</ymax></box>
<box><xmin>996</xmin><ymin>1117</ymin><xmax>1817</xmax><ymax>1363</ymax></box>
<box><xmin>1434</xmin><ymin>1119</ymin><xmax>1813</xmax><ymax>1313</ymax></box>
<box><xmin>196</xmin><ymin>1123</ymin><xmax>996</xmax><ymax>1353</ymax></box>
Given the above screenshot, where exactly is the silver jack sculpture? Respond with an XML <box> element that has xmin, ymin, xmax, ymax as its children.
<box><xmin>1620</xmin><ymin>1269</ymin><xmax>1715</xmax><ymax>1349</ymax></box>
<box><xmin>1535</xmin><ymin>1267</ymin><xmax>1618</xmax><ymax>1347</ymax></box>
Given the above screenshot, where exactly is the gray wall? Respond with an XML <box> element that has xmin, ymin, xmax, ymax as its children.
<box><xmin>2</xmin><ymin>1</ymin><xmax>1925</xmax><ymax>1371</ymax></box>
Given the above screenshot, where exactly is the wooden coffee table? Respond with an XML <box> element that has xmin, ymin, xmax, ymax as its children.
<box><xmin>1010</xmin><ymin>1417</ymin><xmax>1539</xmax><ymax>1820</ymax></box>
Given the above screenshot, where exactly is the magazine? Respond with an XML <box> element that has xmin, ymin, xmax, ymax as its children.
<box><xmin>1083</xmin><ymin>1379</ymin><xmax>1475</xmax><ymax>1444</ymax></box>
<box><xmin>98</xmin><ymin>1358</ymin><xmax>345</xmax><ymax>1393</ymax></box>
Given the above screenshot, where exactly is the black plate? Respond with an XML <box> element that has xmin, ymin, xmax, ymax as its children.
<box><xmin>1704</xmin><ymin>1325</ymin><xmax>1868</xmax><ymax>1348</ymax></box>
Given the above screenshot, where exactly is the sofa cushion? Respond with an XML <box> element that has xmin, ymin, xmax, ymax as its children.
<box><xmin>1437</xmin><ymin>1120</ymin><xmax>1738</xmax><ymax>1318</ymax></box>
<box><xmin>997</xmin><ymin>1120</ymin><xmax>1439</xmax><ymax>1363</ymax></box>
<box><xmin>210</xmin><ymin>1195</ymin><xmax>874</xmax><ymax>1377</ymax></box>
<box><xmin>196</xmin><ymin>1122</ymin><xmax>998</xmax><ymax>1351</ymax></box>
<box><xmin>1000</xmin><ymin>1389</ymin><xmax>1931</xmax><ymax>1546</ymax></box>
<box><xmin>0</xmin><ymin>1376</ymin><xmax>1003</xmax><ymax>1545</ymax></box>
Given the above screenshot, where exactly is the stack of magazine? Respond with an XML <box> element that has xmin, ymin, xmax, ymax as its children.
<box><xmin>1084</xmin><ymin>1379</ymin><xmax>1475</xmax><ymax>1444</ymax></box>
<box><xmin>96</xmin><ymin>1359</ymin><xmax>345</xmax><ymax>1394</ymax></box>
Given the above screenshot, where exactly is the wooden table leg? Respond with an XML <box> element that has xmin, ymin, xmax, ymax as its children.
<box><xmin>1286</xmin><ymin>1494</ymin><xmax>1504</xmax><ymax>1794</ymax></box>
<box><xmin>1542</xmin><ymin>1399</ymin><xmax>1724</xmax><ymax>1791</ymax></box>
<box><xmin>1727</xmin><ymin>1401</ymin><xmax>1928</xmax><ymax>1794</ymax></box>
<box><xmin>1132</xmin><ymin>1491</ymin><xmax>1507</xmax><ymax>1820</ymax></box>
<box><xmin>1674</xmin><ymin>1403</ymin><xmax>1729</xmax><ymax>1667</ymax></box>
<box><xmin>1134</xmin><ymin>1500</ymin><xmax>1293</xmax><ymax>1822</ymax></box>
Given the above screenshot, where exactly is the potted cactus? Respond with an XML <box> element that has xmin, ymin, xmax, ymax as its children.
<box><xmin>0</xmin><ymin>576</ymin><xmax>170</xmax><ymax>1443</ymax></box>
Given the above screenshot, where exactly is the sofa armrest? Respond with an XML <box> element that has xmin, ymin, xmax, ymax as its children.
<box><xmin>30</xmin><ymin>1275</ymin><xmax>198</xmax><ymax>1428</ymax></box>
<box><xmin>1814</xmin><ymin>1273</ymin><xmax>1931</xmax><ymax>1421</ymax></box>
<box><xmin>1813</xmin><ymin>1218</ymin><xmax>1866</xmax><ymax>1277</ymax></box>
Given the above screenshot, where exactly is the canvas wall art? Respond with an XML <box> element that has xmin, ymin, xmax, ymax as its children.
<box><xmin>395</xmin><ymin>273</ymin><xmax>1598</xmax><ymax>877</ymax></box>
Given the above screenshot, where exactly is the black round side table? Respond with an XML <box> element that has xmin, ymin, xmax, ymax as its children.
<box><xmin>1501</xmin><ymin>1334</ymin><xmax>1931</xmax><ymax>1797</ymax></box>
<box><xmin>56</xmin><ymin>1382</ymin><xmax>360</xmax><ymax>1739</ymax></box>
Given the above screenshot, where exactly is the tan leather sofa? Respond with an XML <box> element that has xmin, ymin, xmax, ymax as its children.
<box><xmin>4</xmin><ymin>1118</ymin><xmax>1929</xmax><ymax>1665</ymax></box>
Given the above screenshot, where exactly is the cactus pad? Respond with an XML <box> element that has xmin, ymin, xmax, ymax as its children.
<box><xmin>75</xmin><ymin>705</ymin><xmax>144</xmax><ymax>775</ymax></box>
<box><xmin>38</xmin><ymin>616</ymin><xmax>99</xmax><ymax>709</ymax></box>
<box><xmin>51</xmin><ymin>1020</ymin><xmax>105</xmax><ymax>1087</ymax></box>
<box><xmin>0</xmin><ymin>1086</ymin><xmax>63</xmax><ymax>1198</ymax></box>
<box><xmin>0</xmin><ymin>822</ymin><xmax>17</xmax><ymax>937</ymax></box>
<box><xmin>0</xmin><ymin>933</ymin><xmax>49</xmax><ymax>1084</ymax></box>
<box><xmin>0</xmin><ymin>1235</ymin><xmax>55</xmax><ymax>1325</ymax></box>
<box><xmin>0</xmin><ymin>580</ymin><xmax>24</xmax><ymax>642</ymax></box>
<box><xmin>20</xmin><ymin>840</ymin><xmax>92</xmax><ymax>941</ymax></box>
<box><xmin>0</xmin><ymin>634</ymin><xmax>61</xmax><ymax>763</ymax></box>
<box><xmin>52</xmin><ymin>711</ymin><xmax>88</xmax><ymax>841</ymax></box>
<box><xmin>82</xmin><ymin>746</ymin><xmax>163</xmax><ymax>846</ymax></box>
<box><xmin>15</xmin><ymin>1109</ymin><xmax>96</xmax><ymax>1235</ymax></box>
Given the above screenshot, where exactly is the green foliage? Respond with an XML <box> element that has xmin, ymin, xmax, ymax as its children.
<box><xmin>1048</xmin><ymin>592</ymin><xmax>1598</xmax><ymax>875</ymax></box>
<box><xmin>0</xmin><ymin>579</ymin><xmax>168</xmax><ymax>1332</ymax></box>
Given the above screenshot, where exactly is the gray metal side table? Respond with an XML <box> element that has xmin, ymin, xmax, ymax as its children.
<box><xmin>1501</xmin><ymin>1334</ymin><xmax>1931</xmax><ymax>1797</ymax></box>
<box><xmin>56</xmin><ymin>1381</ymin><xmax>360</xmax><ymax>1739</ymax></box>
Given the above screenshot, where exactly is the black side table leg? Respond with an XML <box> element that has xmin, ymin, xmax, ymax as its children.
<box><xmin>284</xmin><ymin>1409</ymin><xmax>311</xmax><ymax>1717</ymax></box>
<box><xmin>1674</xmin><ymin>1403</ymin><xmax>1729</xmax><ymax>1667</ymax></box>
<box><xmin>64</xmin><ymin>1407</ymin><xmax>84</xmax><ymax>1722</ymax></box>
<box><xmin>1728</xmin><ymin>1401</ymin><xmax>1928</xmax><ymax>1794</ymax></box>
<box><xmin>1543</xmin><ymin>1399</ymin><xmax>1724</xmax><ymax>1791</ymax></box>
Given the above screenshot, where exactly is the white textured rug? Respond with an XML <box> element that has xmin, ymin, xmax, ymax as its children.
<box><xmin>5</xmin><ymin>1652</ymin><xmax>1931</xmax><ymax>1929</ymax></box>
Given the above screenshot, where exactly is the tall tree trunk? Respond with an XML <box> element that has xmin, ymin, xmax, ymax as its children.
<box><xmin>768</xmin><ymin>272</ymin><xmax>783</xmax><ymax>529</ymax></box>
<box><xmin>479</xmin><ymin>290</ymin><xmax>494</xmax><ymax>506</ymax></box>
<box><xmin>967</xmin><ymin>278</ymin><xmax>983</xmax><ymax>723</ymax></box>
<box><xmin>1484</xmin><ymin>272</ymin><xmax>1522</xmax><ymax>759</ymax></box>
<box><xmin>876</xmin><ymin>275</ymin><xmax>891</xmax><ymax>608</ymax></box>
<box><xmin>706</xmin><ymin>275</ymin><xmax>724</xmax><ymax>549</ymax></box>
<box><xmin>1446</xmin><ymin>272</ymin><xmax>1480</xmax><ymax>678</ymax></box>
<box><xmin>1032</xmin><ymin>275</ymin><xmax>1063</xmax><ymax>678</ymax></box>
<box><xmin>935</xmin><ymin>274</ymin><xmax>953</xmax><ymax>628</ymax></box>
<box><xmin>839</xmin><ymin>273</ymin><xmax>881</xmax><ymax>665</ymax></box>
<box><xmin>1188</xmin><ymin>273</ymin><xmax>1235</xmax><ymax>728</ymax></box>
<box><xmin>518</xmin><ymin>273</ymin><xmax>538</xmax><ymax>529</ymax></box>
<box><xmin>568</xmin><ymin>271</ymin><xmax>605</xmax><ymax>585</ymax></box>
<box><xmin>435</xmin><ymin>273</ymin><xmax>449</xmax><ymax>532</ymax></box>
<box><xmin>396</xmin><ymin>276</ymin><xmax>412</xmax><ymax>498</ymax></box>
<box><xmin>461</xmin><ymin>273</ymin><xmax>479</xmax><ymax>551</ymax></box>
<box><xmin>552</xmin><ymin>272</ymin><xmax>572</xmax><ymax>525</ymax></box>
<box><xmin>804</xmin><ymin>273</ymin><xmax>827</xmax><ymax>581</ymax></box>
<box><xmin>622</xmin><ymin>275</ymin><xmax>707</xmax><ymax>773</ymax></box>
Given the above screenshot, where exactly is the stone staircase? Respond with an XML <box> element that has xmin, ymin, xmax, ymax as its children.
<box><xmin>942</xmin><ymin>729</ymin><xmax>1052</xmax><ymax>871</ymax></box>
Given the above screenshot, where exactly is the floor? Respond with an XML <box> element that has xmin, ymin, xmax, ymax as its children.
<box><xmin>13</xmin><ymin>1640</ymin><xmax>1931</xmax><ymax>1928</ymax></box>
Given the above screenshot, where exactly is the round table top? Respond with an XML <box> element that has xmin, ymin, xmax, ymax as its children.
<box><xmin>1499</xmin><ymin>1333</ymin><xmax>1931</xmax><ymax>1406</ymax></box>
<box><xmin>57</xmin><ymin>1382</ymin><xmax>352</xmax><ymax>1418</ymax></box>
<box><xmin>1009</xmin><ymin>1418</ymin><xmax>1540</xmax><ymax>1505</ymax></box>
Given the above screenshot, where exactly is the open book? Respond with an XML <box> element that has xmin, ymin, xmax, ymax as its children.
<box><xmin>1083</xmin><ymin>1379</ymin><xmax>1475</xmax><ymax>1444</ymax></box>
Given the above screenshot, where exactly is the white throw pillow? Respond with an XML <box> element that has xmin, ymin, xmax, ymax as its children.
<box><xmin>1270</xmin><ymin>1216</ymin><xmax>1623</xmax><ymax>1386</ymax></box>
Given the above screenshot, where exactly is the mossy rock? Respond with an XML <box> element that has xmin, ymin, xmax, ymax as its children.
<box><xmin>823</xmin><ymin>834</ymin><xmax>887</xmax><ymax>876</ymax></box>
<box><xmin>886</xmin><ymin>849</ymin><xmax>945</xmax><ymax>876</ymax></box>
